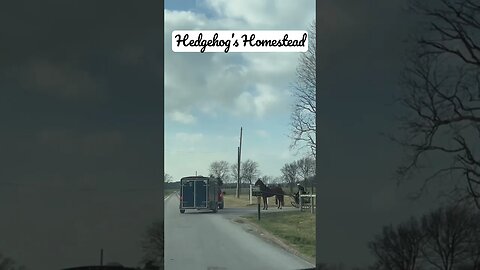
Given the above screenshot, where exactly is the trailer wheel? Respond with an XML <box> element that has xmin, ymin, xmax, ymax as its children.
<box><xmin>180</xmin><ymin>209</ymin><xmax>185</xmax><ymax>213</ymax></box>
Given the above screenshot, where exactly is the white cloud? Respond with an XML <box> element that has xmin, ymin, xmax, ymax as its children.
<box><xmin>233</xmin><ymin>84</ymin><xmax>282</xmax><ymax>117</ymax></box>
<box><xmin>169</xmin><ymin>110</ymin><xmax>196</xmax><ymax>124</ymax></box>
<box><xmin>253</xmin><ymin>84</ymin><xmax>279</xmax><ymax>117</ymax></box>
<box><xmin>204</xmin><ymin>0</ymin><xmax>315</xmax><ymax>29</ymax></box>
<box><xmin>280</xmin><ymin>150</ymin><xmax>293</xmax><ymax>160</ymax></box>
<box><xmin>234</xmin><ymin>91</ymin><xmax>254</xmax><ymax>115</ymax></box>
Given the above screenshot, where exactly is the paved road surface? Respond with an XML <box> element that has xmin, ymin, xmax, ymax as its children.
<box><xmin>164</xmin><ymin>193</ymin><xmax>314</xmax><ymax>270</ymax></box>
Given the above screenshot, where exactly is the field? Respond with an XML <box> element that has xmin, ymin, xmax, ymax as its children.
<box><xmin>245</xmin><ymin>211</ymin><xmax>316</xmax><ymax>260</ymax></box>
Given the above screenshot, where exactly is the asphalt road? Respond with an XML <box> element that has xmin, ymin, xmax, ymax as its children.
<box><xmin>164</xmin><ymin>193</ymin><xmax>315</xmax><ymax>270</ymax></box>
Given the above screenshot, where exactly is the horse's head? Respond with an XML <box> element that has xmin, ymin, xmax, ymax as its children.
<box><xmin>254</xmin><ymin>178</ymin><xmax>263</xmax><ymax>187</ymax></box>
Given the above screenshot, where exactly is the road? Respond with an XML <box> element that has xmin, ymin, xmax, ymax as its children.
<box><xmin>164</xmin><ymin>193</ymin><xmax>315</xmax><ymax>270</ymax></box>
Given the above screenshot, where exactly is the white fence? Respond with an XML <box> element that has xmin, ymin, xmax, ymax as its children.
<box><xmin>299</xmin><ymin>194</ymin><xmax>316</xmax><ymax>213</ymax></box>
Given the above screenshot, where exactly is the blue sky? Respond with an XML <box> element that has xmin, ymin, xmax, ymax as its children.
<box><xmin>164</xmin><ymin>0</ymin><xmax>316</xmax><ymax>181</ymax></box>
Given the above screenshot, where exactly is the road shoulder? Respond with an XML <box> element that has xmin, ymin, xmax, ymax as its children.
<box><xmin>230</xmin><ymin>216</ymin><xmax>316</xmax><ymax>265</ymax></box>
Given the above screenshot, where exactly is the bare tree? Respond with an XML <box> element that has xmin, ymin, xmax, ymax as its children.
<box><xmin>273</xmin><ymin>176</ymin><xmax>284</xmax><ymax>185</ymax></box>
<box><xmin>209</xmin><ymin>161</ymin><xmax>230</xmax><ymax>183</ymax></box>
<box><xmin>240</xmin><ymin>159</ymin><xmax>260</xmax><ymax>186</ymax></box>
<box><xmin>281</xmin><ymin>161</ymin><xmax>299</xmax><ymax>193</ymax></box>
<box><xmin>290</xmin><ymin>20</ymin><xmax>316</xmax><ymax>158</ymax></box>
<box><xmin>296</xmin><ymin>156</ymin><xmax>316</xmax><ymax>193</ymax></box>
<box><xmin>420</xmin><ymin>204</ymin><xmax>478</xmax><ymax>270</ymax></box>
<box><xmin>261</xmin><ymin>175</ymin><xmax>274</xmax><ymax>186</ymax></box>
<box><xmin>164</xmin><ymin>173</ymin><xmax>173</xmax><ymax>183</ymax></box>
<box><xmin>230</xmin><ymin>163</ymin><xmax>239</xmax><ymax>186</ymax></box>
<box><xmin>469</xmin><ymin>210</ymin><xmax>480</xmax><ymax>269</ymax></box>
<box><xmin>393</xmin><ymin>0</ymin><xmax>480</xmax><ymax>209</ymax></box>
<box><xmin>230</xmin><ymin>162</ymin><xmax>243</xmax><ymax>198</ymax></box>
<box><xmin>368</xmin><ymin>217</ymin><xmax>425</xmax><ymax>270</ymax></box>
<box><xmin>141</xmin><ymin>221</ymin><xmax>164</xmax><ymax>268</ymax></box>
<box><xmin>456</xmin><ymin>213</ymin><xmax>480</xmax><ymax>270</ymax></box>
<box><xmin>368</xmin><ymin>204</ymin><xmax>480</xmax><ymax>270</ymax></box>
<box><xmin>240</xmin><ymin>160</ymin><xmax>260</xmax><ymax>200</ymax></box>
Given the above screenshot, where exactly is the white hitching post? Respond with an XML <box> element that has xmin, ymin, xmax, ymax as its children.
<box><xmin>249</xmin><ymin>184</ymin><xmax>253</xmax><ymax>204</ymax></box>
<box><xmin>299</xmin><ymin>195</ymin><xmax>303</xmax><ymax>212</ymax></box>
<box><xmin>311</xmin><ymin>195</ymin><xmax>314</xmax><ymax>214</ymax></box>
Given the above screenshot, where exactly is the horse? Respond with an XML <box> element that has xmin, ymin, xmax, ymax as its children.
<box><xmin>254</xmin><ymin>179</ymin><xmax>285</xmax><ymax>210</ymax></box>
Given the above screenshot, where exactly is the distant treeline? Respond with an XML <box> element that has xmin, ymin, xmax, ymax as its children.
<box><xmin>164</xmin><ymin>180</ymin><xmax>311</xmax><ymax>192</ymax></box>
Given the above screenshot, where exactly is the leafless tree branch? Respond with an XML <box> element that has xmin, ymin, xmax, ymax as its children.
<box><xmin>393</xmin><ymin>0</ymin><xmax>480</xmax><ymax>209</ymax></box>
<box><xmin>290</xmin><ymin>20</ymin><xmax>316</xmax><ymax>158</ymax></box>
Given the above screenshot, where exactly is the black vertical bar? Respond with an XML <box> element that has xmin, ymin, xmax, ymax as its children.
<box><xmin>257</xmin><ymin>197</ymin><xmax>261</xmax><ymax>221</ymax></box>
<box><xmin>258</xmin><ymin>203</ymin><xmax>261</xmax><ymax>220</ymax></box>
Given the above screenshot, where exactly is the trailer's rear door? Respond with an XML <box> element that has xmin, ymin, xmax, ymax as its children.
<box><xmin>195</xmin><ymin>180</ymin><xmax>207</xmax><ymax>208</ymax></box>
<box><xmin>181</xmin><ymin>180</ymin><xmax>194</xmax><ymax>208</ymax></box>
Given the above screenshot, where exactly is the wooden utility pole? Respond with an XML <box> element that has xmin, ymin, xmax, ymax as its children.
<box><xmin>236</xmin><ymin>127</ymin><xmax>243</xmax><ymax>198</ymax></box>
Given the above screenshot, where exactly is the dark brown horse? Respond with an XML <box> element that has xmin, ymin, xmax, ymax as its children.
<box><xmin>254</xmin><ymin>179</ymin><xmax>284</xmax><ymax>210</ymax></box>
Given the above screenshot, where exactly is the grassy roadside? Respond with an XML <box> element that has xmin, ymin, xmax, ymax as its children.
<box><xmin>244</xmin><ymin>211</ymin><xmax>316</xmax><ymax>261</ymax></box>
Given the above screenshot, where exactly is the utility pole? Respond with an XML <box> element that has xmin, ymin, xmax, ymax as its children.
<box><xmin>236</xmin><ymin>127</ymin><xmax>242</xmax><ymax>198</ymax></box>
<box><xmin>100</xmin><ymin>248</ymin><xmax>103</xmax><ymax>266</ymax></box>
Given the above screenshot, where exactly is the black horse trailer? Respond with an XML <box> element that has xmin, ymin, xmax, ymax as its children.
<box><xmin>179</xmin><ymin>176</ymin><xmax>220</xmax><ymax>213</ymax></box>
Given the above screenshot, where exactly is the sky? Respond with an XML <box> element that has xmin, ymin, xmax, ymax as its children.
<box><xmin>0</xmin><ymin>1</ymin><xmax>163</xmax><ymax>269</ymax></box>
<box><xmin>164</xmin><ymin>0</ymin><xmax>316</xmax><ymax>182</ymax></box>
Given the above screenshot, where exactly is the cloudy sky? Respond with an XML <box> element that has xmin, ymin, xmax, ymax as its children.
<box><xmin>164</xmin><ymin>0</ymin><xmax>316</xmax><ymax>181</ymax></box>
